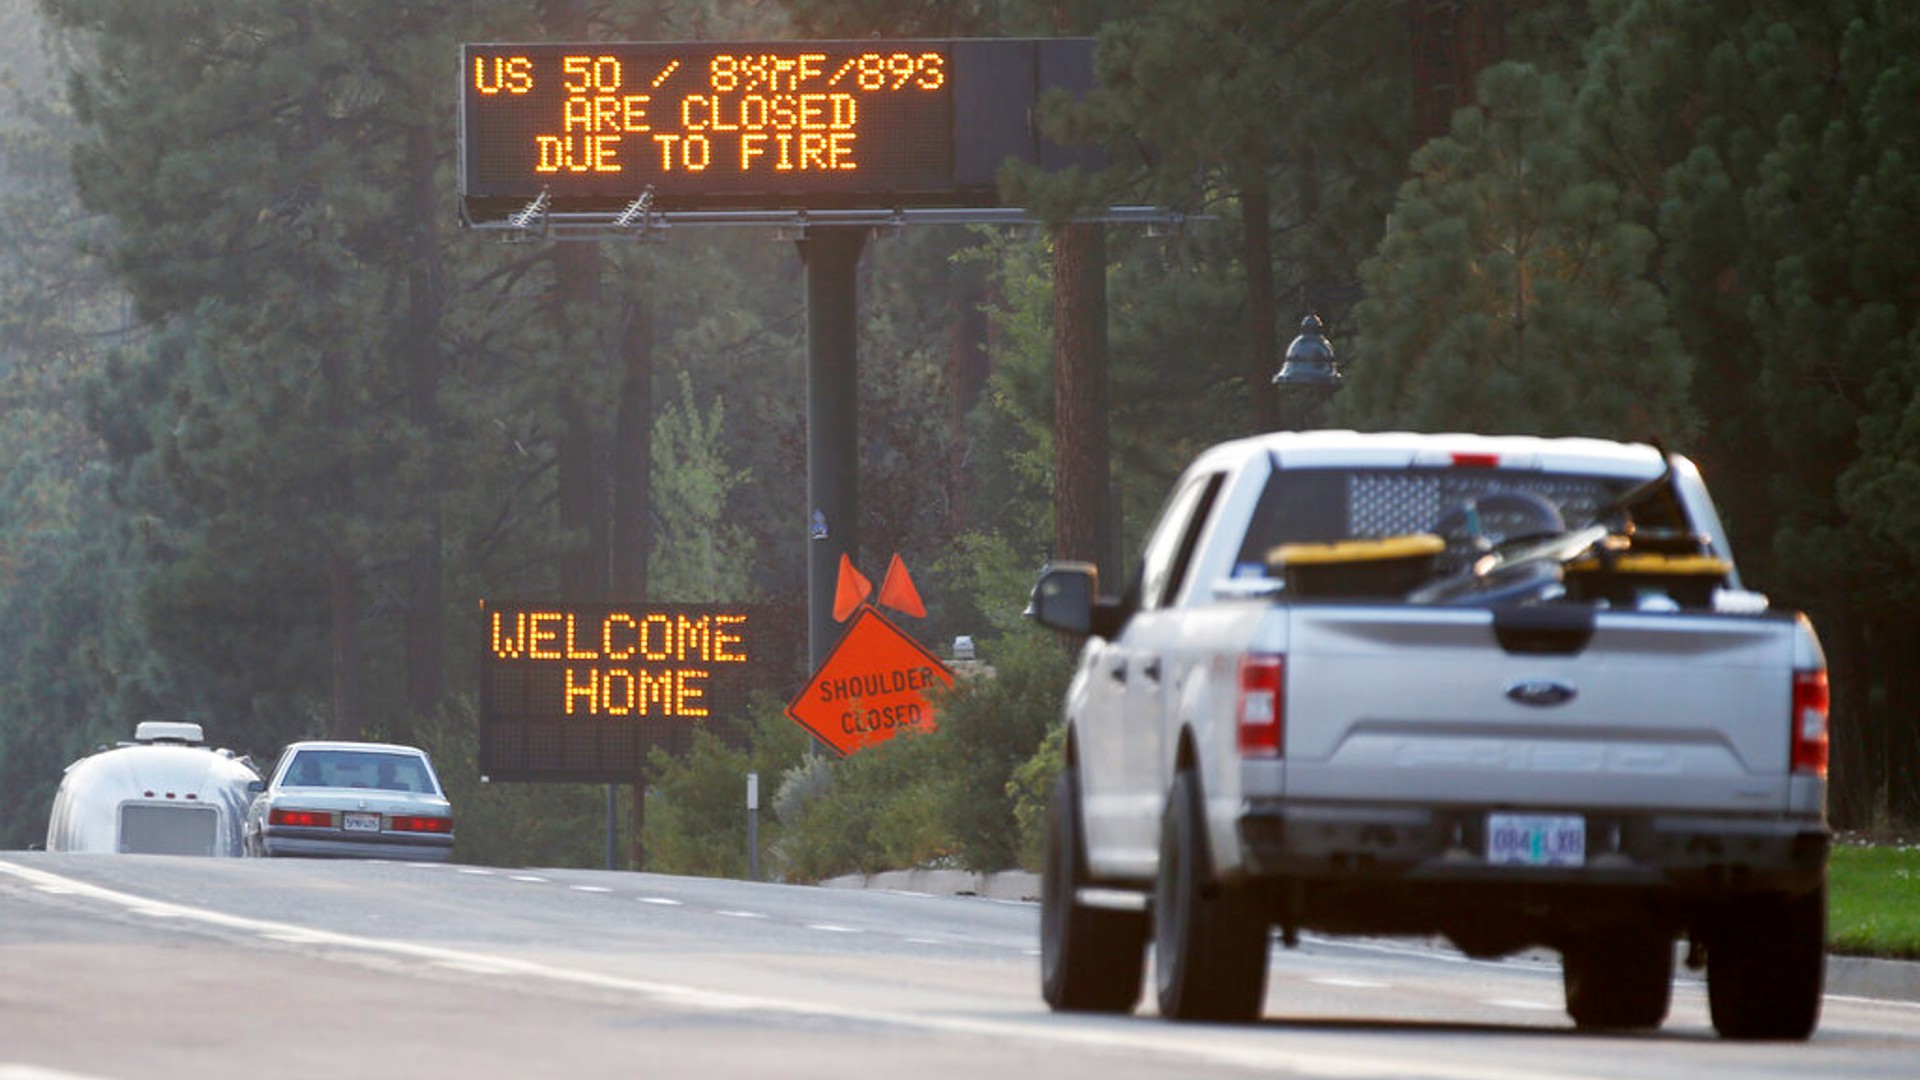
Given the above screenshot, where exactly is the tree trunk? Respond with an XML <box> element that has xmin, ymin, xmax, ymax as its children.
<box><xmin>328</xmin><ymin>542</ymin><xmax>362</xmax><ymax>741</ymax></box>
<box><xmin>945</xmin><ymin>262</ymin><xmax>991</xmax><ymax>533</ymax></box>
<box><xmin>1241</xmin><ymin>174</ymin><xmax>1280</xmax><ymax>434</ymax></box>
<box><xmin>1826</xmin><ymin>609</ymin><xmax>1874</xmax><ymax>829</ymax></box>
<box><xmin>403</xmin><ymin>123</ymin><xmax>444</xmax><ymax>727</ymax></box>
<box><xmin>1885</xmin><ymin>616</ymin><xmax>1920</xmax><ymax>825</ymax></box>
<box><xmin>609</xmin><ymin>294</ymin><xmax>653</xmax><ymax>600</ymax></box>
<box><xmin>554</xmin><ymin>244</ymin><xmax>606</xmax><ymax>602</ymax></box>
<box><xmin>1051</xmin><ymin>222</ymin><xmax>1113</xmax><ymax>582</ymax></box>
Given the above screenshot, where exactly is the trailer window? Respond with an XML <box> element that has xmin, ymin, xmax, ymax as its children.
<box><xmin>120</xmin><ymin>803</ymin><xmax>219</xmax><ymax>857</ymax></box>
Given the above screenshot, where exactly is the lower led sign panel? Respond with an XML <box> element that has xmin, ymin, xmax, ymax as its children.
<box><xmin>479</xmin><ymin>601</ymin><xmax>801</xmax><ymax>782</ymax></box>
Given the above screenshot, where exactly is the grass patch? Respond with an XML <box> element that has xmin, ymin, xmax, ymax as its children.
<box><xmin>1829</xmin><ymin>843</ymin><xmax>1920</xmax><ymax>960</ymax></box>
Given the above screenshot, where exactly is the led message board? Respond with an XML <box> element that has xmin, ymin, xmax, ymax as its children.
<box><xmin>479</xmin><ymin>601</ymin><xmax>801</xmax><ymax>782</ymax></box>
<box><xmin>459</xmin><ymin>38</ymin><xmax>1097</xmax><ymax>217</ymax></box>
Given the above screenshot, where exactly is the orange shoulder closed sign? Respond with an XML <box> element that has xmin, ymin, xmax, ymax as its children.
<box><xmin>786</xmin><ymin>608</ymin><xmax>954</xmax><ymax>756</ymax></box>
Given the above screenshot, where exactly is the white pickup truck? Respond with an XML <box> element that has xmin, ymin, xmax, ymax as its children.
<box><xmin>1030</xmin><ymin>431</ymin><xmax>1830</xmax><ymax>1040</ymax></box>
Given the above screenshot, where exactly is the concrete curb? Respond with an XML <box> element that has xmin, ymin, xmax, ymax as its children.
<box><xmin>824</xmin><ymin>870</ymin><xmax>1918</xmax><ymax>1002</ymax></box>
<box><xmin>821</xmin><ymin>868</ymin><xmax>1041</xmax><ymax>902</ymax></box>
<box><xmin>1827</xmin><ymin>954</ymin><xmax>1920</xmax><ymax>1002</ymax></box>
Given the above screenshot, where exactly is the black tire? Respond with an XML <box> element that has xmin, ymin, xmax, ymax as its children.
<box><xmin>1707</xmin><ymin>883</ymin><xmax>1826</xmax><ymax>1041</ymax></box>
<box><xmin>1562</xmin><ymin>925</ymin><xmax>1674</xmax><ymax>1030</ymax></box>
<box><xmin>1153</xmin><ymin>769</ymin><xmax>1270</xmax><ymax>1022</ymax></box>
<box><xmin>1041</xmin><ymin>770</ymin><xmax>1147</xmax><ymax>1013</ymax></box>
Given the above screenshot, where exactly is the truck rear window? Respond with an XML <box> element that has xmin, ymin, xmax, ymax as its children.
<box><xmin>1235</xmin><ymin>466</ymin><xmax>1676</xmax><ymax>578</ymax></box>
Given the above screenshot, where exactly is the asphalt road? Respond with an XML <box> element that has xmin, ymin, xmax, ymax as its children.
<box><xmin>2</xmin><ymin>853</ymin><xmax>1917</xmax><ymax>1080</ymax></box>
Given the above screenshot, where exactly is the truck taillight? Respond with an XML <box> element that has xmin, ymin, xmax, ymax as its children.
<box><xmin>1792</xmin><ymin>669</ymin><xmax>1829</xmax><ymax>776</ymax></box>
<box><xmin>1237</xmin><ymin>654</ymin><xmax>1285</xmax><ymax>758</ymax></box>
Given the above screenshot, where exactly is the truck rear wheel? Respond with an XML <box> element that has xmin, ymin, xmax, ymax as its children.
<box><xmin>1707</xmin><ymin>882</ymin><xmax>1826</xmax><ymax>1041</ymax></box>
<box><xmin>1153</xmin><ymin>769</ymin><xmax>1270</xmax><ymax>1022</ymax></box>
<box><xmin>1562</xmin><ymin>925</ymin><xmax>1673</xmax><ymax>1030</ymax></box>
<box><xmin>1041</xmin><ymin>770</ymin><xmax>1147</xmax><ymax>1013</ymax></box>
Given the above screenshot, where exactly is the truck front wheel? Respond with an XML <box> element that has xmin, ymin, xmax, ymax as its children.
<box><xmin>1707</xmin><ymin>882</ymin><xmax>1826</xmax><ymax>1041</ymax></box>
<box><xmin>1041</xmin><ymin>770</ymin><xmax>1147</xmax><ymax>1013</ymax></box>
<box><xmin>1153</xmin><ymin>769</ymin><xmax>1270</xmax><ymax>1022</ymax></box>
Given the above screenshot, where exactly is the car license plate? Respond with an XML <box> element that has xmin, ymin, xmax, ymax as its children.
<box><xmin>343</xmin><ymin>812</ymin><xmax>382</xmax><ymax>833</ymax></box>
<box><xmin>1486</xmin><ymin>813</ymin><xmax>1584</xmax><ymax>867</ymax></box>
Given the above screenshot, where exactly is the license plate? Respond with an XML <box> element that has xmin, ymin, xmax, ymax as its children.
<box><xmin>1486</xmin><ymin>813</ymin><xmax>1584</xmax><ymax>867</ymax></box>
<box><xmin>343</xmin><ymin>812</ymin><xmax>382</xmax><ymax>833</ymax></box>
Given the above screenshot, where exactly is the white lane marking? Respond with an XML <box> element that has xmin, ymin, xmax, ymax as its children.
<box><xmin>638</xmin><ymin>897</ymin><xmax>683</xmax><ymax>906</ymax></box>
<box><xmin>905</xmin><ymin>938</ymin><xmax>945</xmax><ymax>946</ymax></box>
<box><xmin>1485</xmin><ymin>999</ymin><xmax>1561</xmax><ymax>1012</ymax></box>
<box><xmin>1</xmin><ymin>1066</ymin><xmax>123</xmax><ymax>1080</ymax></box>
<box><xmin>0</xmin><ymin>859</ymin><xmax>1620</xmax><ymax>1080</ymax></box>
<box><xmin>569</xmin><ymin>885</ymin><xmax>613</xmax><ymax>894</ymax></box>
<box><xmin>510</xmin><ymin>875</ymin><xmax>549</xmax><ymax>883</ymax></box>
<box><xmin>807</xmin><ymin>923</ymin><xmax>859</xmax><ymax>933</ymax></box>
<box><xmin>1826</xmin><ymin>992</ymin><xmax>1920</xmax><ymax>1011</ymax></box>
<box><xmin>433</xmin><ymin>959</ymin><xmax>519</xmax><ymax>975</ymax></box>
<box><xmin>457</xmin><ymin>867</ymin><xmax>494</xmax><ymax>876</ymax></box>
<box><xmin>1308</xmin><ymin>978</ymin><xmax>1391</xmax><ymax>990</ymax></box>
<box><xmin>1305</xmin><ymin>934</ymin><xmax>1558</xmax><ymax>974</ymax></box>
<box><xmin>713</xmin><ymin>910</ymin><xmax>765</xmax><ymax>919</ymax></box>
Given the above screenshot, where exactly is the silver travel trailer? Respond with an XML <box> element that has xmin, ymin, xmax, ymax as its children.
<box><xmin>45</xmin><ymin>722</ymin><xmax>262</xmax><ymax>856</ymax></box>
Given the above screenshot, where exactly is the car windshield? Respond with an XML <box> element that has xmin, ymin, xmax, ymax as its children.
<box><xmin>1233</xmin><ymin>465</ymin><xmax>1687</xmax><ymax>579</ymax></box>
<box><xmin>285</xmin><ymin>750</ymin><xmax>436</xmax><ymax>794</ymax></box>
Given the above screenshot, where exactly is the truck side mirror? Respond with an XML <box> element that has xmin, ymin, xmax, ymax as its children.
<box><xmin>1027</xmin><ymin>562</ymin><xmax>1098</xmax><ymax>636</ymax></box>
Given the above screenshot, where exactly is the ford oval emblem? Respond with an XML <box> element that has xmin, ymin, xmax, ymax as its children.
<box><xmin>1506</xmin><ymin>679</ymin><xmax>1577</xmax><ymax>707</ymax></box>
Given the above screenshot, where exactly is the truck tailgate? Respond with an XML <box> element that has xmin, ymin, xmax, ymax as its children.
<box><xmin>1280</xmin><ymin>605</ymin><xmax>1800</xmax><ymax>812</ymax></box>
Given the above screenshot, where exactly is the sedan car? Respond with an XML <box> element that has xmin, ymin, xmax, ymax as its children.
<box><xmin>244</xmin><ymin>741</ymin><xmax>454</xmax><ymax>861</ymax></box>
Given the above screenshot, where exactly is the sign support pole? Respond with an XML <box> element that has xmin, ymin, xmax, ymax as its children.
<box><xmin>605</xmin><ymin>784</ymin><xmax>618</xmax><ymax>870</ymax></box>
<box><xmin>800</xmin><ymin>227</ymin><xmax>868</xmax><ymax>685</ymax></box>
<box><xmin>746</xmin><ymin>771</ymin><xmax>761</xmax><ymax>882</ymax></box>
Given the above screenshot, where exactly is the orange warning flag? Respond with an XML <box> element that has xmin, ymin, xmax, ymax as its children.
<box><xmin>877</xmin><ymin>553</ymin><xmax>927</xmax><ymax>618</ymax></box>
<box><xmin>833</xmin><ymin>553</ymin><xmax>873</xmax><ymax>622</ymax></box>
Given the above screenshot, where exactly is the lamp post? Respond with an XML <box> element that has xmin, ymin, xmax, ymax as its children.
<box><xmin>1271</xmin><ymin>312</ymin><xmax>1343</xmax><ymax>430</ymax></box>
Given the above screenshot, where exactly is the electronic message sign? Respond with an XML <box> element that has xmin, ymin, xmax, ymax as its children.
<box><xmin>479</xmin><ymin>601</ymin><xmax>801</xmax><ymax>782</ymax></box>
<box><xmin>459</xmin><ymin>38</ymin><xmax>1097</xmax><ymax>217</ymax></box>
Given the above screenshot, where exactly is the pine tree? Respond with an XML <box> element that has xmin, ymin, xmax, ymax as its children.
<box><xmin>1343</xmin><ymin>62</ymin><xmax>1693</xmax><ymax>440</ymax></box>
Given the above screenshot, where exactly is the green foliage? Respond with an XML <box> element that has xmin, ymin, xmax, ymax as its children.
<box><xmin>642</xmin><ymin>703</ymin><xmax>810</xmax><ymax>878</ymax></box>
<box><xmin>1008</xmin><ymin>720</ymin><xmax>1066</xmax><ymax>870</ymax></box>
<box><xmin>0</xmin><ymin>4</ymin><xmax>177</xmax><ymax>846</ymax></box>
<box><xmin>647</xmin><ymin>370</ymin><xmax>757</xmax><ymax>603</ymax></box>
<box><xmin>933</xmin><ymin>531</ymin><xmax>1044</xmax><ymax>641</ymax></box>
<box><xmin>1342</xmin><ymin>62</ymin><xmax>1694</xmax><ymax>441</ymax></box>
<box><xmin>773</xmin><ymin>730</ymin><xmax>957</xmax><ymax>881</ymax></box>
<box><xmin>1829</xmin><ymin>843</ymin><xmax>1920</xmax><ymax>960</ymax></box>
<box><xmin>922</xmin><ymin>626</ymin><xmax>1071</xmax><ymax>871</ymax></box>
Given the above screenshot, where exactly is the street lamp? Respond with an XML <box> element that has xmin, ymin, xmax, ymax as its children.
<box><xmin>1272</xmin><ymin>312</ymin><xmax>1342</xmax><ymax>429</ymax></box>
